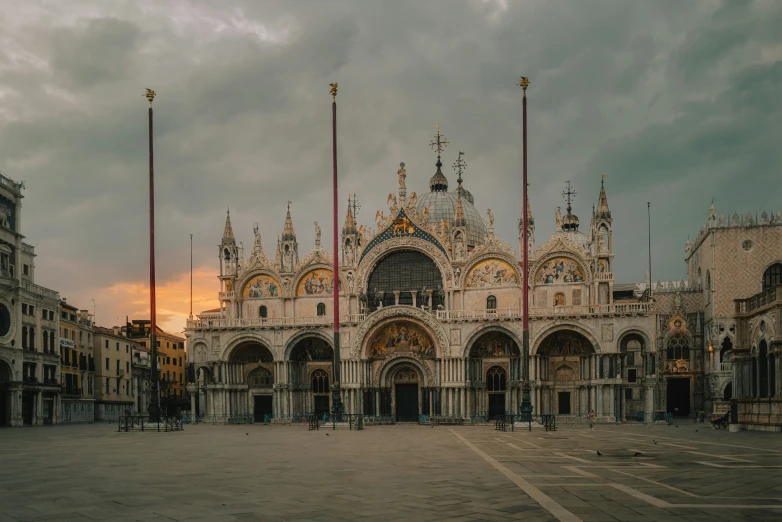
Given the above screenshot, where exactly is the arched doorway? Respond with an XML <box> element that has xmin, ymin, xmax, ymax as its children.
<box><xmin>289</xmin><ymin>336</ymin><xmax>333</xmax><ymax>418</ymax></box>
<box><xmin>228</xmin><ymin>341</ymin><xmax>273</xmax><ymax>420</ymax></box>
<box><xmin>536</xmin><ymin>330</ymin><xmax>596</xmax><ymax>416</ymax></box>
<box><xmin>486</xmin><ymin>366</ymin><xmax>507</xmax><ymax>419</ymax></box>
<box><xmin>0</xmin><ymin>360</ymin><xmax>11</xmax><ymax>427</ymax></box>
<box><xmin>664</xmin><ymin>332</ymin><xmax>692</xmax><ymax>416</ymax></box>
<box><xmin>366</xmin><ymin>250</ymin><xmax>443</xmax><ymax>310</ymax></box>
<box><xmin>247</xmin><ymin>367</ymin><xmax>273</xmax><ymax>422</ymax></box>
<box><xmin>467</xmin><ymin>330</ymin><xmax>521</xmax><ymax>417</ymax></box>
<box><xmin>392</xmin><ymin>365</ymin><xmax>421</xmax><ymax>422</ymax></box>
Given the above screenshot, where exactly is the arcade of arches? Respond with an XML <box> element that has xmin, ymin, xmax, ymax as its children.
<box><xmin>189</xmin><ymin>326</ymin><xmax>659</xmax><ymax>421</ymax></box>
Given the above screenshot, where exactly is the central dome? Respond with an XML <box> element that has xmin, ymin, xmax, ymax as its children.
<box><xmin>416</xmin><ymin>191</ymin><xmax>487</xmax><ymax>247</ymax></box>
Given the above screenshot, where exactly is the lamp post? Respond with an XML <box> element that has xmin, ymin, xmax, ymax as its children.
<box><xmin>329</xmin><ymin>82</ymin><xmax>345</xmax><ymax>419</ymax></box>
<box><xmin>145</xmin><ymin>88</ymin><xmax>161</xmax><ymax>423</ymax></box>
<box><xmin>519</xmin><ymin>77</ymin><xmax>533</xmax><ymax>422</ymax></box>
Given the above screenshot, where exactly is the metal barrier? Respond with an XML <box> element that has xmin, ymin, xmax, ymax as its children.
<box><xmin>494</xmin><ymin>416</ymin><xmax>506</xmax><ymax>431</ymax></box>
<box><xmin>181</xmin><ymin>414</ymin><xmax>254</xmax><ymax>425</ymax></box>
<box><xmin>429</xmin><ymin>415</ymin><xmax>465</xmax><ymax>427</ymax></box>
<box><xmin>541</xmin><ymin>414</ymin><xmax>557</xmax><ymax>431</ymax></box>
<box><xmin>117</xmin><ymin>415</ymin><xmax>183</xmax><ymax>432</ymax></box>
<box><xmin>308</xmin><ymin>413</ymin><xmax>364</xmax><ymax>431</ymax></box>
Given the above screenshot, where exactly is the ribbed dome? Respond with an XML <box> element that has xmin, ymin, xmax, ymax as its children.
<box><xmin>564</xmin><ymin>230</ymin><xmax>590</xmax><ymax>251</ymax></box>
<box><xmin>416</xmin><ymin>191</ymin><xmax>487</xmax><ymax>247</ymax></box>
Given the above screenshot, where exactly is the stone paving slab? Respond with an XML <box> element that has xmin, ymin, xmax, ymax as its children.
<box><xmin>1</xmin><ymin>423</ymin><xmax>782</xmax><ymax>521</ymax></box>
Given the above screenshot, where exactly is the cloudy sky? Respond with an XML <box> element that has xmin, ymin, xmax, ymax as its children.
<box><xmin>2</xmin><ymin>0</ymin><xmax>780</xmax><ymax>334</ymax></box>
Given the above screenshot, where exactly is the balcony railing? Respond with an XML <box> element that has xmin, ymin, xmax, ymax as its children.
<box><xmin>594</xmin><ymin>272</ymin><xmax>614</xmax><ymax>281</ymax></box>
<box><xmin>437</xmin><ymin>302</ymin><xmax>653</xmax><ymax>321</ymax></box>
<box><xmin>219</xmin><ymin>291</ymin><xmax>235</xmax><ymax>300</ymax></box>
<box><xmin>735</xmin><ymin>284</ymin><xmax>781</xmax><ymax>316</ymax></box>
<box><xmin>186</xmin><ymin>314</ymin><xmax>367</xmax><ymax>330</ymax></box>
<box><xmin>720</xmin><ymin>362</ymin><xmax>732</xmax><ymax>372</ymax></box>
<box><xmin>20</xmin><ymin>280</ymin><xmax>60</xmax><ymax>301</ymax></box>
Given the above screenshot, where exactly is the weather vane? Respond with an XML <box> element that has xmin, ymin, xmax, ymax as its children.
<box><xmin>562</xmin><ymin>180</ymin><xmax>576</xmax><ymax>212</ymax></box>
<box><xmin>287</xmin><ymin>200</ymin><xmax>292</xmax><ymax>211</ymax></box>
<box><xmin>144</xmin><ymin>88</ymin><xmax>156</xmax><ymax>107</ymax></box>
<box><xmin>429</xmin><ymin>124</ymin><xmax>449</xmax><ymax>155</ymax></box>
<box><xmin>329</xmin><ymin>82</ymin><xmax>338</xmax><ymax>101</ymax></box>
<box><xmin>452</xmin><ymin>151</ymin><xmax>466</xmax><ymax>185</ymax></box>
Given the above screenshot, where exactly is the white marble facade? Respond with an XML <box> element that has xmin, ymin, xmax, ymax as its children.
<box><xmin>185</xmin><ymin>161</ymin><xmax>663</xmax><ymax>422</ymax></box>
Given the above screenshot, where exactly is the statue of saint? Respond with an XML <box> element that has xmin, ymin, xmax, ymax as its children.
<box><xmin>486</xmin><ymin>209</ymin><xmax>494</xmax><ymax>227</ymax></box>
<box><xmin>555</xmin><ymin>206</ymin><xmax>562</xmax><ymax>227</ymax></box>
<box><xmin>253</xmin><ymin>222</ymin><xmax>261</xmax><ymax>248</ymax></box>
<box><xmin>314</xmin><ymin>221</ymin><xmax>321</xmax><ymax>247</ymax></box>
<box><xmin>397</xmin><ymin>162</ymin><xmax>406</xmax><ymax>191</ymax></box>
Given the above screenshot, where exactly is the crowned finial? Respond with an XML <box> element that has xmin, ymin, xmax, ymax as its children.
<box><xmin>329</xmin><ymin>82</ymin><xmax>338</xmax><ymax>101</ymax></box>
<box><xmin>601</xmin><ymin>173</ymin><xmax>606</xmax><ymax>187</ymax></box>
<box><xmin>144</xmin><ymin>88</ymin><xmax>156</xmax><ymax>107</ymax></box>
<box><xmin>519</xmin><ymin>76</ymin><xmax>530</xmax><ymax>94</ymax></box>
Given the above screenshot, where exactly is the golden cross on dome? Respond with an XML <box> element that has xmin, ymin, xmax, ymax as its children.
<box><xmin>429</xmin><ymin>124</ymin><xmax>449</xmax><ymax>154</ymax></box>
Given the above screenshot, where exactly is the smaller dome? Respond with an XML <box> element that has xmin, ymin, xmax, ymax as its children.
<box><xmin>429</xmin><ymin>157</ymin><xmax>449</xmax><ymax>192</ymax></box>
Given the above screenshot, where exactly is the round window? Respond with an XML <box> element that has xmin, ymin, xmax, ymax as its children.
<box><xmin>0</xmin><ymin>304</ymin><xmax>10</xmax><ymax>337</ymax></box>
<box><xmin>742</xmin><ymin>240</ymin><xmax>753</xmax><ymax>252</ymax></box>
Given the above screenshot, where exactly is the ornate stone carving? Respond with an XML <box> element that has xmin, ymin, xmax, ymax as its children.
<box><xmin>375</xmin><ymin>352</ymin><xmax>435</xmax><ymax>387</ymax></box>
<box><xmin>351</xmin><ymin>305</ymin><xmax>449</xmax><ymax>359</ymax></box>
<box><xmin>450</xmin><ymin>329</ymin><xmax>461</xmax><ymax>346</ymax></box>
<box><xmin>356</xmin><ymin>236</ymin><xmax>454</xmax><ymax>293</ymax></box>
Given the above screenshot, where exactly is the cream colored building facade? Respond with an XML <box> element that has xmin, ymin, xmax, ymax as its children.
<box><xmin>92</xmin><ymin>326</ymin><xmax>136</xmax><ymax>421</ymax></box>
<box><xmin>0</xmin><ymin>172</ymin><xmax>62</xmax><ymax>426</ymax></box>
<box><xmin>186</xmin><ymin>158</ymin><xmax>660</xmax><ymax>423</ymax></box>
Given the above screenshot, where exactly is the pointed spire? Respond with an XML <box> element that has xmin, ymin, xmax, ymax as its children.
<box><xmin>527</xmin><ymin>197</ymin><xmax>534</xmax><ymax>226</ymax></box>
<box><xmin>282</xmin><ymin>201</ymin><xmax>296</xmax><ymax>241</ymax></box>
<box><xmin>596</xmin><ymin>175</ymin><xmax>611</xmax><ymax>219</ymax></box>
<box><xmin>454</xmin><ymin>192</ymin><xmax>466</xmax><ymax>227</ymax></box>
<box><xmin>223</xmin><ymin>207</ymin><xmax>235</xmax><ymax>241</ymax></box>
<box><xmin>343</xmin><ymin>196</ymin><xmax>357</xmax><ymax>235</ymax></box>
<box><xmin>429</xmin><ymin>125</ymin><xmax>449</xmax><ymax>192</ymax></box>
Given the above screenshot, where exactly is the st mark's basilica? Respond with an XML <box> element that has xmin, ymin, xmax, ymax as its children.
<box><xmin>184</xmin><ymin>134</ymin><xmax>782</xmax><ymax>428</ymax></box>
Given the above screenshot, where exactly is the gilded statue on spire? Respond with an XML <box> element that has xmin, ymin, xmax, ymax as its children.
<box><xmin>329</xmin><ymin>82</ymin><xmax>338</xmax><ymax>100</ymax></box>
<box><xmin>144</xmin><ymin>88</ymin><xmax>156</xmax><ymax>107</ymax></box>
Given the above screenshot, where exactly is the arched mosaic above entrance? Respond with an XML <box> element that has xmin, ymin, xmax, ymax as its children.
<box><xmin>537</xmin><ymin>331</ymin><xmax>594</xmax><ymax>356</ymax></box>
<box><xmin>290</xmin><ymin>337</ymin><xmax>333</xmax><ymax>362</ymax></box>
<box><xmin>535</xmin><ymin>257</ymin><xmax>585</xmax><ymax>284</ymax></box>
<box><xmin>465</xmin><ymin>259</ymin><xmax>519</xmax><ymax>287</ymax></box>
<box><xmin>297</xmin><ymin>269</ymin><xmax>340</xmax><ymax>296</ymax></box>
<box><xmin>242</xmin><ymin>274</ymin><xmax>280</xmax><ymax>298</ymax></box>
<box><xmin>469</xmin><ymin>331</ymin><xmax>521</xmax><ymax>358</ymax></box>
<box><xmin>229</xmin><ymin>342</ymin><xmax>273</xmax><ymax>363</ymax></box>
<box><xmin>367</xmin><ymin>320</ymin><xmax>435</xmax><ymax>358</ymax></box>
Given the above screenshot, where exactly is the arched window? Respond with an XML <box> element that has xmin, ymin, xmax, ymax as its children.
<box><xmin>223</xmin><ymin>248</ymin><xmax>231</xmax><ymax>260</ymax></box>
<box><xmin>723</xmin><ymin>382</ymin><xmax>732</xmax><ymax>401</ymax></box>
<box><xmin>259</xmin><ymin>306</ymin><xmax>267</xmax><ymax>318</ymax></box>
<box><xmin>367</xmin><ymin>250</ymin><xmax>442</xmax><ymax>309</ymax></box>
<box><xmin>49</xmin><ymin>332</ymin><xmax>55</xmax><ymax>354</ymax></box>
<box><xmin>487</xmin><ymin>366</ymin><xmax>507</xmax><ymax>392</ymax></box>
<box><xmin>762</xmin><ymin>263</ymin><xmax>782</xmax><ymax>291</ymax></box>
<box><xmin>666</xmin><ymin>333</ymin><xmax>690</xmax><ymax>360</ymax></box>
<box><xmin>317</xmin><ymin>303</ymin><xmax>326</xmax><ymax>316</ymax></box>
<box><xmin>720</xmin><ymin>337</ymin><xmax>732</xmax><ymax>363</ymax></box>
<box><xmin>43</xmin><ymin>330</ymin><xmax>49</xmax><ymax>352</ymax></box>
<box><xmin>22</xmin><ymin>326</ymin><xmax>28</xmax><ymax>349</ymax></box>
<box><xmin>486</xmin><ymin>295</ymin><xmax>497</xmax><ymax>310</ymax></box>
<box><xmin>706</xmin><ymin>270</ymin><xmax>711</xmax><ymax>291</ymax></box>
<box><xmin>29</xmin><ymin>327</ymin><xmax>34</xmax><ymax>350</ymax></box>
<box><xmin>311</xmin><ymin>369</ymin><xmax>330</xmax><ymax>394</ymax></box>
<box><xmin>247</xmin><ymin>367</ymin><xmax>273</xmax><ymax>388</ymax></box>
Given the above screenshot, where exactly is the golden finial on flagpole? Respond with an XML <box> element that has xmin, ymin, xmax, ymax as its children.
<box><xmin>519</xmin><ymin>77</ymin><xmax>530</xmax><ymax>94</ymax></box>
<box><xmin>329</xmin><ymin>82</ymin><xmax>338</xmax><ymax>101</ymax></box>
<box><xmin>144</xmin><ymin>88</ymin><xmax>156</xmax><ymax>107</ymax></box>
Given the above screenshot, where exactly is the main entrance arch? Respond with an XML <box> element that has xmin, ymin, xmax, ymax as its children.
<box><xmin>536</xmin><ymin>330</ymin><xmax>596</xmax><ymax>416</ymax></box>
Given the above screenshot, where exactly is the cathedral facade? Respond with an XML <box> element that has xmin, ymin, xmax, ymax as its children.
<box><xmin>184</xmin><ymin>156</ymin><xmax>660</xmax><ymax>423</ymax></box>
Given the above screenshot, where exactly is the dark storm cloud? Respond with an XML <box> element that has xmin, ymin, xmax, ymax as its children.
<box><xmin>0</xmin><ymin>0</ymin><xmax>780</xmax><ymax>328</ymax></box>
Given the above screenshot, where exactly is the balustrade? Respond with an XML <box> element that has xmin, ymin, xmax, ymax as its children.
<box><xmin>186</xmin><ymin>314</ymin><xmax>367</xmax><ymax>330</ymax></box>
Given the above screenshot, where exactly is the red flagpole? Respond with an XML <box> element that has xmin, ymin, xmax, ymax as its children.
<box><xmin>145</xmin><ymin>88</ymin><xmax>160</xmax><ymax>423</ymax></box>
<box><xmin>519</xmin><ymin>77</ymin><xmax>533</xmax><ymax>421</ymax></box>
<box><xmin>330</xmin><ymin>83</ymin><xmax>344</xmax><ymax>417</ymax></box>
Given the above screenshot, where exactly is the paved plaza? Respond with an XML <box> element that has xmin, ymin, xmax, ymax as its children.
<box><xmin>1</xmin><ymin>422</ymin><xmax>782</xmax><ymax>521</ymax></box>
